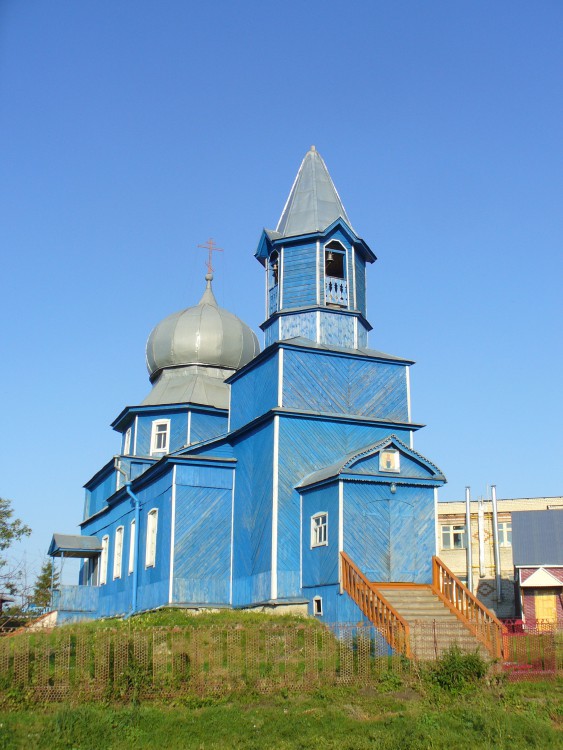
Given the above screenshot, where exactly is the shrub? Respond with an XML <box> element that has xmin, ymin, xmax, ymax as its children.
<box><xmin>426</xmin><ymin>645</ymin><xmax>489</xmax><ymax>693</ymax></box>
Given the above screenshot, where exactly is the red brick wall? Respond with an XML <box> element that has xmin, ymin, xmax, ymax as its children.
<box><xmin>520</xmin><ymin>568</ymin><xmax>563</xmax><ymax>624</ymax></box>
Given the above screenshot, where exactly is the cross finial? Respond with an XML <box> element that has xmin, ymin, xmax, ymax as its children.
<box><xmin>197</xmin><ymin>237</ymin><xmax>224</xmax><ymax>278</ymax></box>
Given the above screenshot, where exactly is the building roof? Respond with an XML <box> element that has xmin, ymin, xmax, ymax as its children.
<box><xmin>144</xmin><ymin>275</ymin><xmax>260</xmax><ymax>405</ymax></box>
<box><xmin>274</xmin><ymin>146</ymin><xmax>353</xmax><ymax>238</ymax></box>
<box><xmin>297</xmin><ymin>434</ymin><xmax>445</xmax><ymax>489</ymax></box>
<box><xmin>438</xmin><ymin>497</ymin><xmax>563</xmax><ymax>516</ymax></box>
<box><xmin>512</xmin><ymin>510</ymin><xmax>563</xmax><ymax>567</ymax></box>
<box><xmin>48</xmin><ymin>534</ymin><xmax>102</xmax><ymax>558</ymax></box>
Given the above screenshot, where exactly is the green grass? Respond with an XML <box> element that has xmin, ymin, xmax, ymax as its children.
<box><xmin>0</xmin><ymin>681</ymin><xmax>561</xmax><ymax>750</ymax></box>
<box><xmin>58</xmin><ymin>607</ymin><xmax>324</xmax><ymax>631</ymax></box>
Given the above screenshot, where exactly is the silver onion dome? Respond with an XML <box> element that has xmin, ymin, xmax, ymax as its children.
<box><xmin>145</xmin><ymin>274</ymin><xmax>260</xmax><ymax>381</ymax></box>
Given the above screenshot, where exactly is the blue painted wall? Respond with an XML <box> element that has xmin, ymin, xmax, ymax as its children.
<box><xmin>280</xmin><ymin>311</ymin><xmax>317</xmax><ymax>342</ymax></box>
<box><xmin>134</xmin><ymin>408</ymin><xmax>189</xmax><ymax>456</ymax></box>
<box><xmin>344</xmin><ymin>481</ymin><xmax>434</xmax><ymax>583</ymax></box>
<box><xmin>80</xmin><ymin>467</ymin><xmax>174</xmax><ymax>617</ymax></box>
<box><xmin>276</xmin><ymin>414</ymin><xmax>413</xmax><ymax>600</ymax></box>
<box><xmin>173</xmin><ymin>464</ymin><xmax>233</xmax><ymax>604</ymax></box>
<box><xmin>282</xmin><ymin>348</ymin><xmax>409</xmax><ymax>422</ymax></box>
<box><xmin>301</xmin><ymin>484</ymin><xmax>339</xmax><ymax>587</ymax></box>
<box><xmin>229</xmin><ymin>352</ymin><xmax>279</xmax><ymax>432</ymax></box>
<box><xmin>84</xmin><ymin>465</ymin><xmax>116</xmax><ymax>519</ymax></box>
<box><xmin>231</xmin><ymin>421</ymin><xmax>275</xmax><ymax>605</ymax></box>
<box><xmin>281</xmin><ymin>241</ymin><xmax>317</xmax><ymax>309</ymax></box>
<box><xmin>189</xmin><ymin>408</ymin><xmax>228</xmax><ymax>445</ymax></box>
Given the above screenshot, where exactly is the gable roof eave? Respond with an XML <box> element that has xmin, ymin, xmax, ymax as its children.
<box><xmin>297</xmin><ymin>434</ymin><xmax>446</xmax><ymax>490</ymax></box>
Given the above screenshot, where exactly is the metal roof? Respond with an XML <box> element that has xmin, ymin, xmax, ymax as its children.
<box><xmin>48</xmin><ymin>534</ymin><xmax>102</xmax><ymax>558</ymax></box>
<box><xmin>142</xmin><ymin>365</ymin><xmax>232</xmax><ymax>408</ymax></box>
<box><xmin>145</xmin><ymin>276</ymin><xmax>260</xmax><ymax>383</ymax></box>
<box><xmin>281</xmin><ymin>336</ymin><xmax>414</xmax><ymax>364</ymax></box>
<box><xmin>275</xmin><ymin>146</ymin><xmax>353</xmax><ymax>238</ymax></box>
<box><xmin>297</xmin><ymin>434</ymin><xmax>445</xmax><ymax>489</ymax></box>
<box><xmin>512</xmin><ymin>510</ymin><xmax>563</xmax><ymax>567</ymax></box>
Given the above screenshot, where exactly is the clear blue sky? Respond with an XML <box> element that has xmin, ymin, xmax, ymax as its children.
<box><xmin>1</xmin><ymin>1</ymin><xmax>562</xmax><ymax>581</ymax></box>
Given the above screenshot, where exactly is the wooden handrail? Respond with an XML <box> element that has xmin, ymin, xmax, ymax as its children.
<box><xmin>432</xmin><ymin>556</ymin><xmax>506</xmax><ymax>659</ymax></box>
<box><xmin>340</xmin><ymin>552</ymin><xmax>411</xmax><ymax>658</ymax></box>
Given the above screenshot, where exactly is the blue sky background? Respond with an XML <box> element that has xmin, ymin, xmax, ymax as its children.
<box><xmin>1</xmin><ymin>1</ymin><xmax>561</xmax><ymax>583</ymax></box>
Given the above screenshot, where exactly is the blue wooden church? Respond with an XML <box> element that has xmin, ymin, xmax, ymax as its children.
<box><xmin>49</xmin><ymin>147</ymin><xmax>447</xmax><ymax>628</ymax></box>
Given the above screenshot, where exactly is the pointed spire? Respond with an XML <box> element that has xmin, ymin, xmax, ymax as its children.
<box><xmin>275</xmin><ymin>146</ymin><xmax>352</xmax><ymax>238</ymax></box>
<box><xmin>198</xmin><ymin>272</ymin><xmax>218</xmax><ymax>306</ymax></box>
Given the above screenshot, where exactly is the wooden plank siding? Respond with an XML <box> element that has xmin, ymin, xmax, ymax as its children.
<box><xmin>229</xmin><ymin>352</ymin><xmax>279</xmax><ymax>432</ymax></box>
<box><xmin>135</xmin><ymin>410</ymin><xmax>189</xmax><ymax>456</ymax></box>
<box><xmin>282</xmin><ymin>349</ymin><xmax>409</xmax><ymax>422</ymax></box>
<box><xmin>280</xmin><ymin>311</ymin><xmax>318</xmax><ymax>342</ymax></box>
<box><xmin>354</xmin><ymin>253</ymin><xmax>366</xmax><ymax>315</ymax></box>
<box><xmin>301</xmin><ymin>484</ymin><xmax>340</xmax><ymax>587</ymax></box>
<box><xmin>275</xmin><ymin>416</ymin><xmax>413</xmax><ymax>600</ymax></box>
<box><xmin>344</xmin><ymin>482</ymin><xmax>435</xmax><ymax>583</ymax></box>
<box><xmin>189</xmin><ymin>410</ymin><xmax>228</xmax><ymax>445</ymax></box>
<box><xmin>173</xmin><ymin>481</ymin><xmax>232</xmax><ymax>604</ymax></box>
<box><xmin>281</xmin><ymin>242</ymin><xmax>317</xmax><ymax>309</ymax></box>
<box><xmin>231</xmin><ymin>421</ymin><xmax>275</xmax><ymax>605</ymax></box>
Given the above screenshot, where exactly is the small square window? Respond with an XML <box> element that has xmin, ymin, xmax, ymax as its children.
<box><xmin>380</xmin><ymin>449</ymin><xmax>400</xmax><ymax>473</ymax></box>
<box><xmin>311</xmin><ymin>513</ymin><xmax>328</xmax><ymax>547</ymax></box>
<box><xmin>150</xmin><ymin>420</ymin><xmax>170</xmax><ymax>455</ymax></box>
<box><xmin>313</xmin><ymin>596</ymin><xmax>323</xmax><ymax>616</ymax></box>
<box><xmin>441</xmin><ymin>524</ymin><xmax>467</xmax><ymax>550</ymax></box>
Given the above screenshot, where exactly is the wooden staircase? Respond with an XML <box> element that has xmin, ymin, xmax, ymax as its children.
<box><xmin>341</xmin><ymin>552</ymin><xmax>506</xmax><ymax>661</ymax></box>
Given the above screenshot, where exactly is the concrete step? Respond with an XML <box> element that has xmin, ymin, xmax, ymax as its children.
<box><xmin>371</xmin><ymin>584</ymin><xmax>489</xmax><ymax>659</ymax></box>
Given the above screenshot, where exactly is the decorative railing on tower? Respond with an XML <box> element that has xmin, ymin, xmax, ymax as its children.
<box><xmin>432</xmin><ymin>556</ymin><xmax>506</xmax><ymax>659</ymax></box>
<box><xmin>325</xmin><ymin>276</ymin><xmax>348</xmax><ymax>306</ymax></box>
<box><xmin>268</xmin><ymin>285</ymin><xmax>279</xmax><ymax>315</ymax></box>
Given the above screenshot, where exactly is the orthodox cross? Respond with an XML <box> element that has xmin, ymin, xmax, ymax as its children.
<box><xmin>198</xmin><ymin>238</ymin><xmax>224</xmax><ymax>275</ymax></box>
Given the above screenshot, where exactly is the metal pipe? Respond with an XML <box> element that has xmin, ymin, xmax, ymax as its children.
<box><xmin>478</xmin><ymin>498</ymin><xmax>485</xmax><ymax>577</ymax></box>
<box><xmin>465</xmin><ymin>487</ymin><xmax>473</xmax><ymax>593</ymax></box>
<box><xmin>491</xmin><ymin>485</ymin><xmax>502</xmax><ymax>602</ymax></box>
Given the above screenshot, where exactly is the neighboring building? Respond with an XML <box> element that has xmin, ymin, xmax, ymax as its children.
<box><xmin>512</xmin><ymin>509</ymin><xmax>563</xmax><ymax>627</ymax></box>
<box><xmin>437</xmin><ymin>496</ymin><xmax>563</xmax><ymax>618</ymax></box>
<box><xmin>50</xmin><ymin>147</ymin><xmax>446</xmax><ymax>624</ymax></box>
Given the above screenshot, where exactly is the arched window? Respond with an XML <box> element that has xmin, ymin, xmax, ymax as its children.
<box><xmin>324</xmin><ymin>240</ymin><xmax>345</xmax><ymax>279</ymax></box>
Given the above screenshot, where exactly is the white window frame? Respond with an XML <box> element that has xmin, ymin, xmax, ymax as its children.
<box><xmin>311</xmin><ymin>512</ymin><xmax>328</xmax><ymax>548</ymax></box>
<box><xmin>145</xmin><ymin>508</ymin><xmax>158</xmax><ymax>568</ymax></box>
<box><xmin>113</xmin><ymin>526</ymin><xmax>124</xmax><ymax>579</ymax></box>
<box><xmin>379</xmin><ymin>449</ymin><xmax>400</xmax><ymax>473</ymax></box>
<box><xmin>100</xmin><ymin>535</ymin><xmax>109</xmax><ymax>585</ymax></box>
<box><xmin>150</xmin><ymin>419</ymin><xmax>170</xmax><ymax>455</ymax></box>
<box><xmin>313</xmin><ymin>596</ymin><xmax>323</xmax><ymax>616</ymax></box>
<box><xmin>123</xmin><ymin>427</ymin><xmax>132</xmax><ymax>455</ymax></box>
<box><xmin>498</xmin><ymin>521</ymin><xmax>512</xmax><ymax>547</ymax></box>
<box><xmin>128</xmin><ymin>519</ymin><xmax>136</xmax><ymax>574</ymax></box>
<box><xmin>441</xmin><ymin>524</ymin><xmax>467</xmax><ymax>550</ymax></box>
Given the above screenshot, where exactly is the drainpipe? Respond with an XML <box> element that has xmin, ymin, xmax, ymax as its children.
<box><xmin>465</xmin><ymin>487</ymin><xmax>473</xmax><ymax>593</ymax></box>
<box><xmin>491</xmin><ymin>485</ymin><xmax>502</xmax><ymax>603</ymax></box>
<box><xmin>478</xmin><ymin>498</ymin><xmax>485</xmax><ymax>577</ymax></box>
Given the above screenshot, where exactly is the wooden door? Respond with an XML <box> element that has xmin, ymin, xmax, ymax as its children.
<box><xmin>533</xmin><ymin>588</ymin><xmax>558</xmax><ymax>628</ymax></box>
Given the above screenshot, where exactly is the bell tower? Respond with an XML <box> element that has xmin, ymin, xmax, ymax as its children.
<box><xmin>255</xmin><ymin>147</ymin><xmax>377</xmax><ymax>349</ymax></box>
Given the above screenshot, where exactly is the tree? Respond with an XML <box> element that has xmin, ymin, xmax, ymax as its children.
<box><xmin>0</xmin><ymin>497</ymin><xmax>31</xmax><ymax>596</ymax></box>
<box><xmin>31</xmin><ymin>559</ymin><xmax>59</xmax><ymax>610</ymax></box>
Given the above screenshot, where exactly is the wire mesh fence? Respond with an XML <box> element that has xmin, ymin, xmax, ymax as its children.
<box><xmin>0</xmin><ymin>621</ymin><xmax>560</xmax><ymax>702</ymax></box>
<box><xmin>0</xmin><ymin>624</ymin><xmax>408</xmax><ymax>703</ymax></box>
